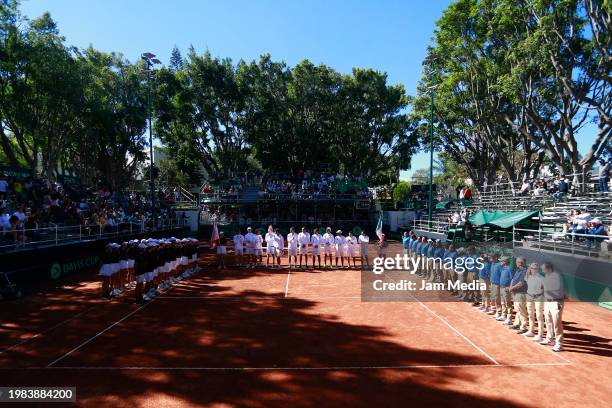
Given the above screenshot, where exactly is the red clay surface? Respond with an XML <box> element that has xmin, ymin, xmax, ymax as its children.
<box><xmin>1</xmin><ymin>245</ymin><xmax>611</xmax><ymax>408</ymax></box>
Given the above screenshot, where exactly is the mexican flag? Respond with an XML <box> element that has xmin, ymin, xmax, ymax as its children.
<box><xmin>376</xmin><ymin>211</ymin><xmax>384</xmax><ymax>240</ymax></box>
<box><xmin>210</xmin><ymin>222</ymin><xmax>220</xmax><ymax>249</ymax></box>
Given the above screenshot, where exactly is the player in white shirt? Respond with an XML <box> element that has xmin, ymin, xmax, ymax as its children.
<box><xmin>334</xmin><ymin>230</ymin><xmax>346</xmax><ymax>268</ymax></box>
<box><xmin>255</xmin><ymin>229</ymin><xmax>264</xmax><ymax>266</ymax></box>
<box><xmin>298</xmin><ymin>227</ymin><xmax>311</xmax><ymax>268</ymax></box>
<box><xmin>287</xmin><ymin>227</ymin><xmax>299</xmax><ymax>268</ymax></box>
<box><xmin>358</xmin><ymin>230</ymin><xmax>370</xmax><ymax>268</ymax></box>
<box><xmin>244</xmin><ymin>227</ymin><xmax>257</xmax><ymax>268</ymax></box>
<box><xmin>271</xmin><ymin>228</ymin><xmax>284</xmax><ymax>269</ymax></box>
<box><xmin>265</xmin><ymin>225</ymin><xmax>275</xmax><ymax>267</ymax></box>
<box><xmin>322</xmin><ymin>227</ymin><xmax>335</xmax><ymax>268</ymax></box>
<box><xmin>346</xmin><ymin>231</ymin><xmax>358</xmax><ymax>268</ymax></box>
<box><xmin>233</xmin><ymin>229</ymin><xmax>245</xmax><ymax>267</ymax></box>
<box><xmin>310</xmin><ymin>229</ymin><xmax>323</xmax><ymax>269</ymax></box>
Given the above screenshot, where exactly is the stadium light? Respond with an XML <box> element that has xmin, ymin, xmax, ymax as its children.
<box><xmin>141</xmin><ymin>52</ymin><xmax>161</xmax><ymax>229</ymax></box>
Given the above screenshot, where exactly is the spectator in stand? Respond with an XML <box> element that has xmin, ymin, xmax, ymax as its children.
<box><xmin>0</xmin><ymin>175</ymin><xmax>8</xmax><ymax>200</ymax></box>
<box><xmin>462</xmin><ymin>186</ymin><xmax>472</xmax><ymax>200</ymax></box>
<box><xmin>565</xmin><ymin>210</ymin><xmax>591</xmax><ymax>236</ymax></box>
<box><xmin>598</xmin><ymin>158</ymin><xmax>610</xmax><ymax>193</ymax></box>
<box><xmin>519</xmin><ymin>178</ymin><xmax>531</xmax><ymax>196</ymax></box>
<box><xmin>586</xmin><ymin>219</ymin><xmax>608</xmax><ymax>249</ymax></box>
<box><xmin>0</xmin><ymin>207</ymin><xmax>11</xmax><ymax>235</ymax></box>
<box><xmin>532</xmin><ymin>180</ymin><xmax>546</xmax><ymax>196</ymax></box>
<box><xmin>551</xmin><ymin>176</ymin><xmax>569</xmax><ymax>202</ymax></box>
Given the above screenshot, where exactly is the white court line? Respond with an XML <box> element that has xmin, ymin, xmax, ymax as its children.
<box><xmin>284</xmin><ymin>269</ymin><xmax>291</xmax><ymax>298</ymax></box>
<box><xmin>0</xmin><ymin>304</ymin><xmax>98</xmax><ymax>356</ymax></box>
<box><xmin>157</xmin><ymin>295</ymin><xmax>362</xmax><ymax>300</ymax></box>
<box><xmin>42</xmin><ymin>362</ymin><xmax>572</xmax><ymax>371</ymax></box>
<box><xmin>46</xmin><ymin>301</ymin><xmax>153</xmax><ymax>367</ymax></box>
<box><xmin>411</xmin><ymin>296</ymin><xmax>500</xmax><ymax>365</ymax></box>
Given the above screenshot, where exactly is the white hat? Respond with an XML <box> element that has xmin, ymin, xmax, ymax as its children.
<box><xmin>336</xmin><ymin>229</ymin><xmax>342</xmax><ymax>234</ymax></box>
<box><xmin>592</xmin><ymin>218</ymin><xmax>601</xmax><ymax>224</ymax></box>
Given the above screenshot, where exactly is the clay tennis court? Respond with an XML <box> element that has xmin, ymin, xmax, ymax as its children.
<box><xmin>1</xmin><ymin>244</ymin><xmax>610</xmax><ymax>407</ymax></box>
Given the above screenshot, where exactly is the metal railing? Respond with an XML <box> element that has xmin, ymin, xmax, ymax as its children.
<box><xmin>411</xmin><ymin>218</ymin><xmax>450</xmax><ymax>234</ymax></box>
<box><xmin>512</xmin><ymin>226</ymin><xmax>610</xmax><ymax>256</ymax></box>
<box><xmin>200</xmin><ymin>192</ymin><xmax>372</xmax><ymax>203</ymax></box>
<box><xmin>0</xmin><ymin>218</ymin><xmax>188</xmax><ymax>253</ymax></box>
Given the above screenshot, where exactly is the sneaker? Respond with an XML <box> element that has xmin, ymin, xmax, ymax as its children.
<box><xmin>532</xmin><ymin>335</ymin><xmax>543</xmax><ymax>342</ymax></box>
<box><xmin>552</xmin><ymin>344</ymin><xmax>563</xmax><ymax>352</ymax></box>
<box><xmin>482</xmin><ymin>308</ymin><xmax>490</xmax><ymax>313</ymax></box>
<box><xmin>487</xmin><ymin>310</ymin><xmax>496</xmax><ymax>315</ymax></box>
<box><xmin>504</xmin><ymin>319</ymin><xmax>513</xmax><ymax>325</ymax></box>
<box><xmin>495</xmin><ymin>316</ymin><xmax>505</xmax><ymax>321</ymax></box>
<box><xmin>510</xmin><ymin>325</ymin><xmax>521</xmax><ymax>330</ymax></box>
<box><xmin>522</xmin><ymin>331</ymin><xmax>534</xmax><ymax>337</ymax></box>
<box><xmin>539</xmin><ymin>338</ymin><xmax>554</xmax><ymax>346</ymax></box>
<box><xmin>516</xmin><ymin>329</ymin><xmax>528</xmax><ymax>335</ymax></box>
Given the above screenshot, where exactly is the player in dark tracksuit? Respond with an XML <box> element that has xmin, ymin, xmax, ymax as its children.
<box><xmin>134</xmin><ymin>243</ymin><xmax>148</xmax><ymax>304</ymax></box>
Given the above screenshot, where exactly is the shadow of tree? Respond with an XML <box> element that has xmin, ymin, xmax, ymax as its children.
<box><xmin>0</xmin><ymin>255</ymin><xmax>533</xmax><ymax>407</ymax></box>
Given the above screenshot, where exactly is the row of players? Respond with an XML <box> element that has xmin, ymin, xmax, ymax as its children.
<box><xmin>99</xmin><ymin>238</ymin><xmax>200</xmax><ymax>304</ymax></box>
<box><xmin>218</xmin><ymin>227</ymin><xmax>378</xmax><ymax>269</ymax></box>
<box><xmin>403</xmin><ymin>232</ymin><xmax>566</xmax><ymax>352</ymax></box>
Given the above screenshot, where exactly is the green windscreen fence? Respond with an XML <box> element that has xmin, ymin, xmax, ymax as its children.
<box><xmin>469</xmin><ymin>210</ymin><xmax>540</xmax><ymax>229</ymax></box>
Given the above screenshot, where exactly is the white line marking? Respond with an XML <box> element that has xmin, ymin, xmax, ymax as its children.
<box><xmin>284</xmin><ymin>269</ymin><xmax>291</xmax><ymax>298</ymax></box>
<box><xmin>411</xmin><ymin>297</ymin><xmax>500</xmax><ymax>365</ymax></box>
<box><xmin>46</xmin><ymin>301</ymin><xmax>153</xmax><ymax>367</ymax></box>
<box><xmin>0</xmin><ymin>305</ymin><xmax>98</xmax><ymax>355</ymax></box>
<box><xmin>541</xmin><ymin>340</ymin><xmax>573</xmax><ymax>363</ymax></box>
<box><xmin>157</xmin><ymin>295</ymin><xmax>364</xmax><ymax>300</ymax></box>
<box><xmin>40</xmin><ymin>362</ymin><xmax>572</xmax><ymax>371</ymax></box>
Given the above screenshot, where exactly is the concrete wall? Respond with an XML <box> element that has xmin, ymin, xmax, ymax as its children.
<box><xmin>514</xmin><ymin>246</ymin><xmax>611</xmax><ymax>307</ymax></box>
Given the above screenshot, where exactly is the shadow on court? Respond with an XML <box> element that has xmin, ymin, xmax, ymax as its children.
<box><xmin>0</xmin><ymin>280</ymin><xmax>527</xmax><ymax>407</ymax></box>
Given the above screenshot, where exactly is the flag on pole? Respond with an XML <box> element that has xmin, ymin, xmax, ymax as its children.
<box><xmin>210</xmin><ymin>222</ymin><xmax>220</xmax><ymax>249</ymax></box>
<box><xmin>375</xmin><ymin>211</ymin><xmax>384</xmax><ymax>241</ymax></box>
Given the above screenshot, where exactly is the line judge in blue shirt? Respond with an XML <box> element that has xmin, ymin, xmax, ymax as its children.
<box><xmin>489</xmin><ymin>254</ymin><xmax>502</xmax><ymax>319</ymax></box>
<box><xmin>510</xmin><ymin>257</ymin><xmax>528</xmax><ymax>333</ymax></box>
<box><xmin>443</xmin><ymin>244</ymin><xmax>457</xmax><ymax>287</ymax></box>
<box><xmin>402</xmin><ymin>231</ymin><xmax>411</xmax><ymax>256</ymax></box>
<box><xmin>499</xmin><ymin>257</ymin><xmax>514</xmax><ymax>325</ymax></box>
<box><xmin>478</xmin><ymin>253</ymin><xmax>491</xmax><ymax>313</ymax></box>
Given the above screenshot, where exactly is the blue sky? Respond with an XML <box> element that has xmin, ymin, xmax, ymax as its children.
<box><xmin>19</xmin><ymin>0</ymin><xmax>599</xmax><ymax>179</ymax></box>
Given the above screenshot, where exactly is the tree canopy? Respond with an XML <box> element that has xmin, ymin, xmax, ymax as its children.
<box><xmin>413</xmin><ymin>0</ymin><xmax>611</xmax><ymax>189</ymax></box>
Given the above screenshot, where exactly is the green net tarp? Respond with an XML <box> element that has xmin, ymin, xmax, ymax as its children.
<box><xmin>469</xmin><ymin>210</ymin><xmax>540</xmax><ymax>229</ymax></box>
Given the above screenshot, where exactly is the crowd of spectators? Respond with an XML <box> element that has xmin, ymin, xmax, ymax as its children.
<box><xmin>258</xmin><ymin>172</ymin><xmax>371</xmax><ymax>200</ymax></box>
<box><xmin>561</xmin><ymin>209</ymin><xmax>610</xmax><ymax>248</ymax></box>
<box><xmin>0</xmin><ymin>174</ymin><xmax>180</xmax><ymax>248</ymax></box>
<box><xmin>200</xmin><ymin>180</ymin><xmax>243</xmax><ymax>200</ymax></box>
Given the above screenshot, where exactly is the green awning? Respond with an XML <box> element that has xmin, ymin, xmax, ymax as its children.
<box><xmin>469</xmin><ymin>210</ymin><xmax>540</xmax><ymax>229</ymax></box>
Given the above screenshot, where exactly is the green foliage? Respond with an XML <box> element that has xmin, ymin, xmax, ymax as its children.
<box><xmin>414</xmin><ymin>0</ymin><xmax>610</xmax><ymax>189</ymax></box>
<box><xmin>392</xmin><ymin>181</ymin><xmax>412</xmax><ymax>202</ymax></box>
<box><xmin>155</xmin><ymin>52</ymin><xmax>418</xmax><ymax>184</ymax></box>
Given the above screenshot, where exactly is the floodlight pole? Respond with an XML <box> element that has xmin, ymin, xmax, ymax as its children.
<box><xmin>428</xmin><ymin>69</ymin><xmax>435</xmax><ymax>229</ymax></box>
<box><xmin>142</xmin><ymin>52</ymin><xmax>160</xmax><ymax>230</ymax></box>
